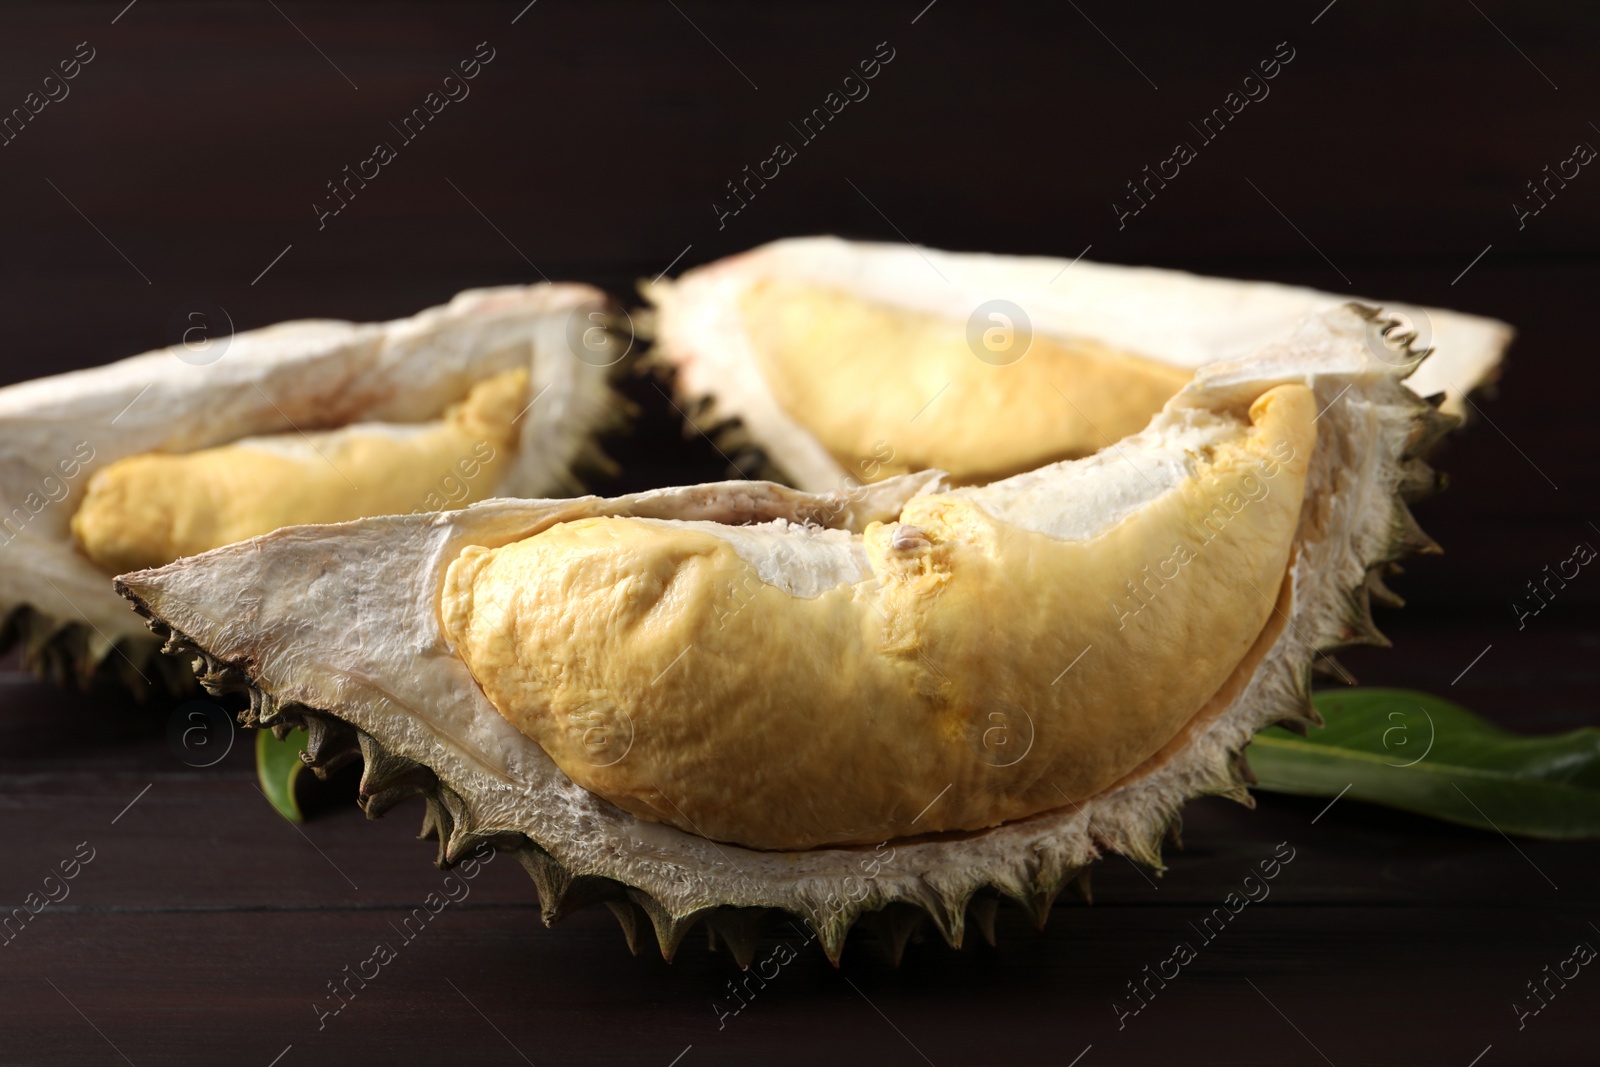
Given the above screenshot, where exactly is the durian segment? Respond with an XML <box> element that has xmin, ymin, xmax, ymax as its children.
<box><xmin>73</xmin><ymin>369</ymin><xmax>529</xmax><ymax>574</ymax></box>
<box><xmin>116</xmin><ymin>306</ymin><xmax>1451</xmax><ymax>957</ymax></box>
<box><xmin>0</xmin><ymin>284</ymin><xmax>620</xmax><ymax>692</ymax></box>
<box><xmin>438</xmin><ymin>386</ymin><xmax>1313</xmax><ymax>850</ymax></box>
<box><xmin>646</xmin><ymin>236</ymin><xmax>1511</xmax><ymax>492</ymax></box>
<box><xmin>738</xmin><ymin>280</ymin><xmax>1191</xmax><ymax>484</ymax></box>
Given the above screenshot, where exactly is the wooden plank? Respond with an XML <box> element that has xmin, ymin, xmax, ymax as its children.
<box><xmin>1</xmin><ymin>905</ymin><xmax>1592</xmax><ymax>1065</ymax></box>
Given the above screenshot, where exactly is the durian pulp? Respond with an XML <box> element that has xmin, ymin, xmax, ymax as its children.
<box><xmin>441</xmin><ymin>384</ymin><xmax>1316</xmax><ymax>852</ymax></box>
<box><xmin>739</xmin><ymin>280</ymin><xmax>1193</xmax><ymax>486</ymax></box>
<box><xmin>72</xmin><ymin>369</ymin><xmax>529</xmax><ymax>574</ymax></box>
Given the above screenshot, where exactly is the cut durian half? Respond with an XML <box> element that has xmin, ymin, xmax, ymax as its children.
<box><xmin>118</xmin><ymin>305</ymin><xmax>1451</xmax><ymax>963</ymax></box>
<box><xmin>1</xmin><ymin>285</ymin><xmax>623</xmax><ymax>694</ymax></box>
<box><xmin>644</xmin><ymin>236</ymin><xmax>1510</xmax><ymax>490</ymax></box>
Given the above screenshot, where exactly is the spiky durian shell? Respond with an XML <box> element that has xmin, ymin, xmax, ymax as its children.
<box><xmin>0</xmin><ymin>285</ymin><xmax>626</xmax><ymax>697</ymax></box>
<box><xmin>121</xmin><ymin>306</ymin><xmax>1456</xmax><ymax>962</ymax></box>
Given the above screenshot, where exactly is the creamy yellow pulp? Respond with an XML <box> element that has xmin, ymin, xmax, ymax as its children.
<box><xmin>739</xmin><ymin>281</ymin><xmax>1194</xmax><ymax>485</ymax></box>
<box><xmin>441</xmin><ymin>384</ymin><xmax>1316</xmax><ymax>851</ymax></box>
<box><xmin>73</xmin><ymin>369</ymin><xmax>528</xmax><ymax>574</ymax></box>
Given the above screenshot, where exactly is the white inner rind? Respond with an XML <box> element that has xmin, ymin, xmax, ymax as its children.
<box><xmin>950</xmin><ymin>410</ymin><xmax>1240</xmax><ymax>542</ymax></box>
<box><xmin>633</xmin><ymin>518</ymin><xmax>871</xmax><ymax>597</ymax></box>
<box><xmin>223</xmin><ymin>420</ymin><xmax>440</xmax><ymax>458</ymax></box>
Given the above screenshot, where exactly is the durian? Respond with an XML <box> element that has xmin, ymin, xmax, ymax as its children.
<box><xmin>120</xmin><ymin>304</ymin><xmax>1460</xmax><ymax>961</ymax></box>
<box><xmin>644</xmin><ymin>236</ymin><xmax>1511</xmax><ymax>489</ymax></box>
<box><xmin>0</xmin><ymin>285</ymin><xmax>623</xmax><ymax>693</ymax></box>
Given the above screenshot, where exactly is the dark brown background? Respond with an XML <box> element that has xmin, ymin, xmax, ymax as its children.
<box><xmin>1</xmin><ymin>2</ymin><xmax>1596</xmax><ymax>1065</ymax></box>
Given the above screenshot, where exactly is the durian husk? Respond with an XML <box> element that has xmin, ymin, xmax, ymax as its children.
<box><xmin>119</xmin><ymin>305</ymin><xmax>1452</xmax><ymax>963</ymax></box>
<box><xmin>0</xmin><ymin>285</ymin><xmax>625</xmax><ymax>696</ymax></box>
<box><xmin>643</xmin><ymin>236</ymin><xmax>1510</xmax><ymax>491</ymax></box>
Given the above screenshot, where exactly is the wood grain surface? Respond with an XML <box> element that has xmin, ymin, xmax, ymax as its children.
<box><xmin>0</xmin><ymin>3</ymin><xmax>1596</xmax><ymax>1065</ymax></box>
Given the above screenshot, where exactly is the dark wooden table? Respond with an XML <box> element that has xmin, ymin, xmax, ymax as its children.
<box><xmin>2</xmin><ymin>3</ymin><xmax>1597</xmax><ymax>1064</ymax></box>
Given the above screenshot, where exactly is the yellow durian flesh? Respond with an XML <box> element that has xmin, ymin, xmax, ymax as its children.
<box><xmin>72</xmin><ymin>368</ymin><xmax>529</xmax><ymax>574</ymax></box>
<box><xmin>440</xmin><ymin>383</ymin><xmax>1315</xmax><ymax>851</ymax></box>
<box><xmin>735</xmin><ymin>280</ymin><xmax>1193</xmax><ymax>485</ymax></box>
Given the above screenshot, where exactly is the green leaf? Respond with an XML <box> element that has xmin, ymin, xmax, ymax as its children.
<box><xmin>256</xmin><ymin>727</ymin><xmax>309</xmax><ymax>823</ymax></box>
<box><xmin>1250</xmin><ymin>688</ymin><xmax>1600</xmax><ymax>839</ymax></box>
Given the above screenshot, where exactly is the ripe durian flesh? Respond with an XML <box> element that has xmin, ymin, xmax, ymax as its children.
<box><xmin>73</xmin><ymin>368</ymin><xmax>530</xmax><ymax>574</ymax></box>
<box><xmin>0</xmin><ymin>285</ymin><xmax>620</xmax><ymax>692</ymax></box>
<box><xmin>118</xmin><ymin>305</ymin><xmax>1456</xmax><ymax>959</ymax></box>
<box><xmin>733</xmin><ymin>279</ymin><xmax>1192</xmax><ymax>484</ymax></box>
<box><xmin>646</xmin><ymin>237</ymin><xmax>1511</xmax><ymax>491</ymax></box>
<box><xmin>439</xmin><ymin>385</ymin><xmax>1312</xmax><ymax>850</ymax></box>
